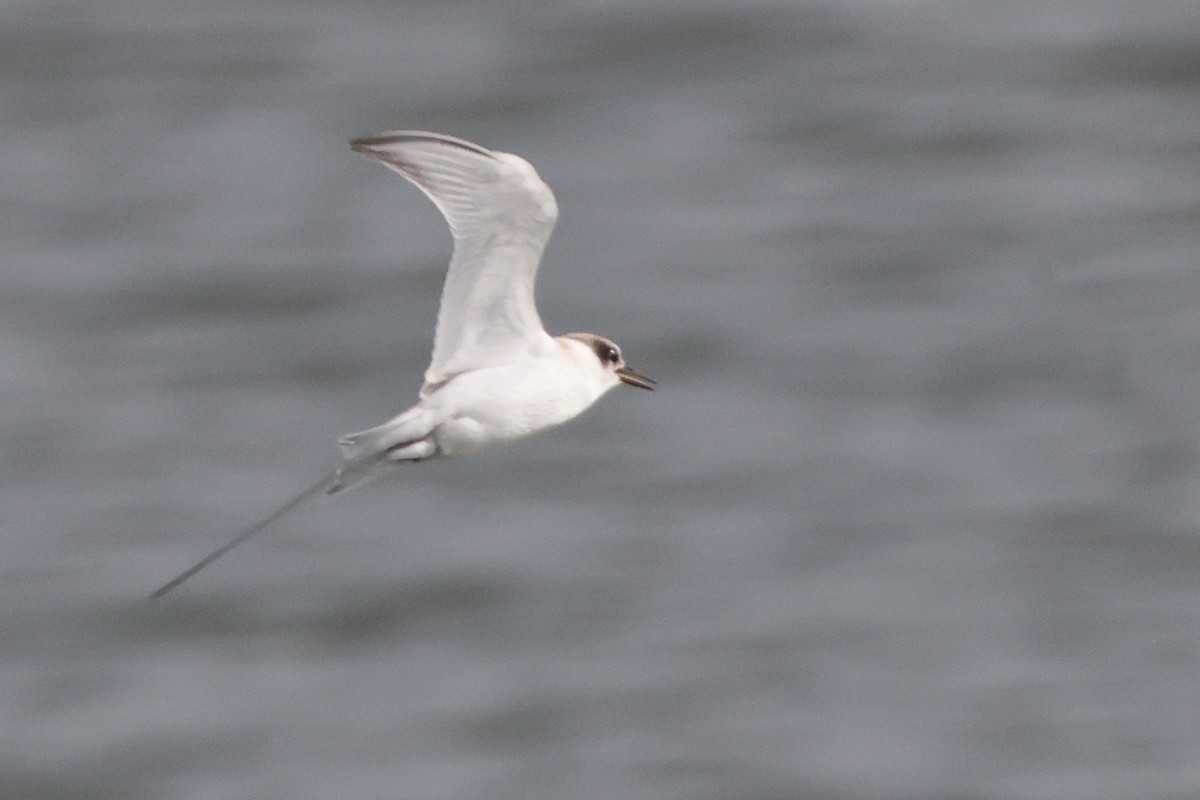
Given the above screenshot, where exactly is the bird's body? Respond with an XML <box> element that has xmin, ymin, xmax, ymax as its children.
<box><xmin>335</xmin><ymin>335</ymin><xmax>626</xmax><ymax>472</ymax></box>
<box><xmin>150</xmin><ymin>131</ymin><xmax>652</xmax><ymax>598</ymax></box>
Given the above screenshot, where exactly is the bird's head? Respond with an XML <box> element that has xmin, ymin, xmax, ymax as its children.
<box><xmin>561</xmin><ymin>333</ymin><xmax>655</xmax><ymax>392</ymax></box>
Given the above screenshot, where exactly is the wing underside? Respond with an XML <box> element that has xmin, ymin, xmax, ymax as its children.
<box><xmin>351</xmin><ymin>132</ymin><xmax>560</xmax><ymax>391</ymax></box>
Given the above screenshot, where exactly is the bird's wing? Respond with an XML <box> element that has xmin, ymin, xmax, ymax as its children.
<box><xmin>351</xmin><ymin>131</ymin><xmax>559</xmax><ymax>393</ymax></box>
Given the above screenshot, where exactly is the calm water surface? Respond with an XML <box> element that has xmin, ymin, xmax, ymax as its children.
<box><xmin>5</xmin><ymin>1</ymin><xmax>1200</xmax><ymax>798</ymax></box>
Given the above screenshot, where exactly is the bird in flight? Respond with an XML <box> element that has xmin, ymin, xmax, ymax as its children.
<box><xmin>150</xmin><ymin>131</ymin><xmax>654</xmax><ymax>598</ymax></box>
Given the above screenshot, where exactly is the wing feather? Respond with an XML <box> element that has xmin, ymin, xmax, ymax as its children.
<box><xmin>350</xmin><ymin>132</ymin><xmax>559</xmax><ymax>393</ymax></box>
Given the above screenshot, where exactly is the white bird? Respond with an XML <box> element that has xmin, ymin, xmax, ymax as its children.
<box><xmin>150</xmin><ymin>131</ymin><xmax>653</xmax><ymax>598</ymax></box>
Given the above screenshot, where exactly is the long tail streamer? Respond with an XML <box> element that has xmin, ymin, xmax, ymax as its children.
<box><xmin>148</xmin><ymin>471</ymin><xmax>341</xmax><ymax>600</ymax></box>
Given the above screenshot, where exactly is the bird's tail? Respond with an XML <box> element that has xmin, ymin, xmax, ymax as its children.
<box><xmin>337</xmin><ymin>407</ymin><xmax>438</xmax><ymax>464</ymax></box>
<box><xmin>149</xmin><ymin>457</ymin><xmax>396</xmax><ymax>600</ymax></box>
<box><xmin>323</xmin><ymin>453</ymin><xmax>390</xmax><ymax>496</ymax></box>
<box><xmin>149</xmin><ymin>414</ymin><xmax>439</xmax><ymax>598</ymax></box>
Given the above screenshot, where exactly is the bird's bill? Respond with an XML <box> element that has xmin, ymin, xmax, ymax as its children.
<box><xmin>616</xmin><ymin>366</ymin><xmax>656</xmax><ymax>390</ymax></box>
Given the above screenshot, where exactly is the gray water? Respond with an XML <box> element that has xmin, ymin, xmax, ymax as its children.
<box><xmin>5</xmin><ymin>0</ymin><xmax>1200</xmax><ymax>797</ymax></box>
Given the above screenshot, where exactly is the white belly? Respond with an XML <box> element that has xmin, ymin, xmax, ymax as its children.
<box><xmin>425</xmin><ymin>359</ymin><xmax>606</xmax><ymax>457</ymax></box>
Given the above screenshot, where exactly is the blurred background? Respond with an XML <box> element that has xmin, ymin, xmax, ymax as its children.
<box><xmin>5</xmin><ymin>0</ymin><xmax>1200</xmax><ymax>797</ymax></box>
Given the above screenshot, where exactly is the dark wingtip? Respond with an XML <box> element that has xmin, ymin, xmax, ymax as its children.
<box><xmin>349</xmin><ymin>131</ymin><xmax>496</xmax><ymax>158</ymax></box>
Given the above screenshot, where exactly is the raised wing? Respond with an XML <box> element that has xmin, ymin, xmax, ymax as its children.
<box><xmin>351</xmin><ymin>131</ymin><xmax>559</xmax><ymax>393</ymax></box>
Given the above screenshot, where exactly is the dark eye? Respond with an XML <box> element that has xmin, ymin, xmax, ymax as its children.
<box><xmin>598</xmin><ymin>344</ymin><xmax>621</xmax><ymax>365</ymax></box>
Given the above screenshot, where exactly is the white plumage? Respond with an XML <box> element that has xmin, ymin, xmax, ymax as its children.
<box><xmin>150</xmin><ymin>131</ymin><xmax>653</xmax><ymax>598</ymax></box>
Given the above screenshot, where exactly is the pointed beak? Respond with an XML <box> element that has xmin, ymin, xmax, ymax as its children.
<box><xmin>616</xmin><ymin>366</ymin><xmax>656</xmax><ymax>391</ymax></box>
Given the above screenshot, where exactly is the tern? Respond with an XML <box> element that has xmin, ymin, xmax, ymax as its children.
<box><xmin>150</xmin><ymin>131</ymin><xmax>653</xmax><ymax>599</ymax></box>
